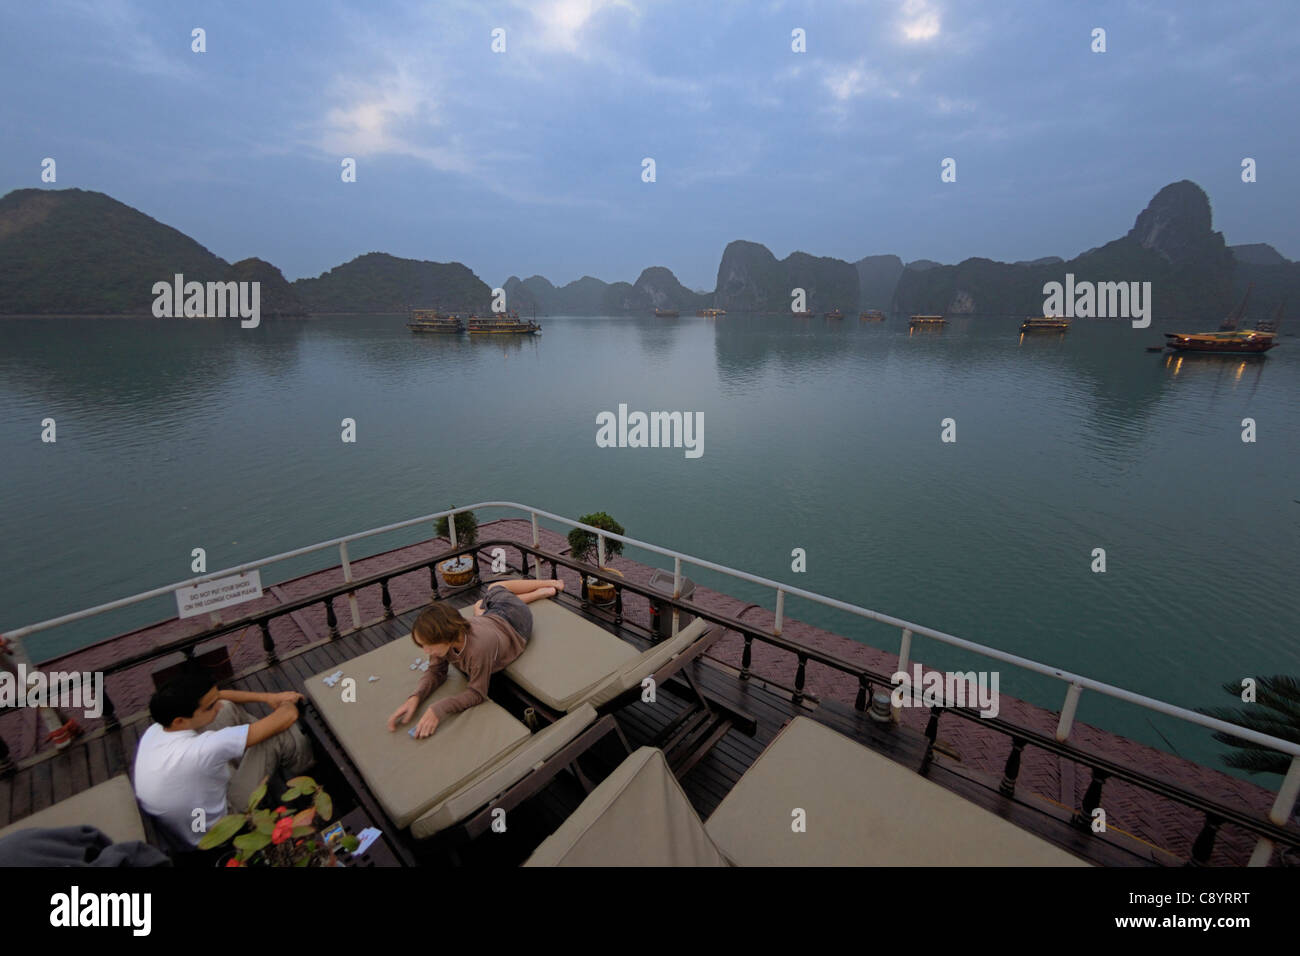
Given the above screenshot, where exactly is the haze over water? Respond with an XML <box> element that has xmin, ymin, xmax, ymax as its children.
<box><xmin>2</xmin><ymin>313</ymin><xmax>1297</xmax><ymax>773</ymax></box>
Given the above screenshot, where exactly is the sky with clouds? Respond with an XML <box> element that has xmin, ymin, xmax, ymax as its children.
<box><xmin>3</xmin><ymin>0</ymin><xmax>1297</xmax><ymax>289</ymax></box>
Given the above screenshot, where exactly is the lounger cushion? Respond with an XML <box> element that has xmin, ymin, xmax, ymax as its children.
<box><xmin>704</xmin><ymin>716</ymin><xmax>1089</xmax><ymax>866</ymax></box>
<box><xmin>523</xmin><ymin>746</ymin><xmax>729</xmax><ymax>866</ymax></box>
<box><xmin>460</xmin><ymin>601</ymin><xmax>638</xmax><ymax>711</ymax></box>
<box><xmin>409</xmin><ymin>704</ymin><xmax>598</xmax><ymax>839</ymax></box>
<box><xmin>0</xmin><ymin>775</ymin><xmax>146</xmax><ymax>845</ymax></box>
<box><xmin>305</xmin><ymin>638</ymin><xmax>529</xmax><ymax>828</ymax></box>
<box><xmin>582</xmin><ymin>617</ymin><xmax>712</xmax><ymax>711</ymax></box>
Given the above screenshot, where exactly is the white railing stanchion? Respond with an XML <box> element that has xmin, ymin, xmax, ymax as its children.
<box><xmin>774</xmin><ymin>588</ymin><xmax>785</xmax><ymax>637</ymax></box>
<box><xmin>672</xmin><ymin>557</ymin><xmax>682</xmax><ymax>637</ymax></box>
<box><xmin>1249</xmin><ymin>754</ymin><xmax>1300</xmax><ymax>866</ymax></box>
<box><xmin>339</xmin><ymin>542</ymin><xmax>361</xmax><ymax>629</ymax></box>
<box><xmin>1057</xmin><ymin>682</ymin><xmax>1084</xmax><ymax>742</ymax></box>
<box><xmin>530</xmin><ymin>511</ymin><xmax>541</xmax><ymax>579</ymax></box>
<box><xmin>892</xmin><ymin>628</ymin><xmax>914</xmax><ymax>722</ymax></box>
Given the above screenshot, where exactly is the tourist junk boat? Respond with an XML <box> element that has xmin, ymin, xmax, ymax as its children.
<box><xmin>696</xmin><ymin>308</ymin><xmax>726</xmax><ymax>317</ymax></box>
<box><xmin>466</xmin><ymin>313</ymin><xmax>541</xmax><ymax>335</ymax></box>
<box><xmin>1164</xmin><ymin>291</ymin><xmax>1281</xmax><ymax>355</ymax></box>
<box><xmin>909</xmin><ymin>314</ymin><xmax>946</xmax><ymax>328</ymax></box>
<box><xmin>3</xmin><ymin>502</ymin><xmax>1297</xmax><ymax>869</ymax></box>
<box><xmin>824</xmin><ymin>309</ymin><xmax>845</xmax><ymax>319</ymax></box>
<box><xmin>1020</xmin><ymin>317</ymin><xmax>1070</xmax><ymax>334</ymax></box>
<box><xmin>653</xmin><ymin>308</ymin><xmax>679</xmax><ymax>317</ymax></box>
<box><xmin>859</xmin><ymin>310</ymin><xmax>886</xmax><ymax>321</ymax></box>
<box><xmin>407</xmin><ymin>310</ymin><xmax>465</xmax><ymax>334</ymax></box>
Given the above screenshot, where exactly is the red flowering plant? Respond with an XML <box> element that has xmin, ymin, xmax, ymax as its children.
<box><xmin>198</xmin><ymin>776</ymin><xmax>359</xmax><ymax>867</ymax></box>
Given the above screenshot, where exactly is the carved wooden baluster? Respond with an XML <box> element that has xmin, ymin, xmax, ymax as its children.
<box><xmin>261</xmin><ymin>619</ymin><xmax>278</xmax><ymax>662</ymax></box>
<box><xmin>793</xmin><ymin>654</ymin><xmax>808</xmax><ymax>705</ymax></box>
<box><xmin>856</xmin><ymin>675</ymin><xmax>869</xmax><ymax>711</ymax></box>
<box><xmin>428</xmin><ymin>563</ymin><xmax>441</xmax><ymax>601</ymax></box>
<box><xmin>1000</xmin><ymin>737</ymin><xmax>1028</xmax><ymax>797</ymax></box>
<box><xmin>740</xmin><ymin>635</ymin><xmax>752</xmax><ymax>680</ymax></box>
<box><xmin>1073</xmin><ymin>768</ymin><xmax>1109</xmax><ymax>830</ymax></box>
<box><xmin>1191</xmin><ymin>813</ymin><xmax>1223</xmax><ymax>865</ymax></box>
<box><xmin>380</xmin><ymin>578</ymin><xmax>393</xmax><ymax>619</ymax></box>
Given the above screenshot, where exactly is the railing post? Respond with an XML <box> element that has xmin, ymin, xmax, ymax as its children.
<box><xmin>855</xmin><ymin>675</ymin><xmax>869</xmax><ymax>712</ymax></box>
<box><xmin>1000</xmin><ymin>737</ymin><xmax>1028</xmax><ymax>797</ymax></box>
<box><xmin>1057</xmin><ymin>681</ymin><xmax>1083</xmax><ymax>742</ymax></box>
<box><xmin>0</xmin><ymin>733</ymin><xmax>14</xmax><ymax>777</ymax></box>
<box><xmin>1073</xmin><ymin>768</ymin><xmax>1109</xmax><ymax>830</ymax></box>
<box><xmin>531</xmin><ymin>512</ymin><xmax>542</xmax><ymax>580</ymax></box>
<box><xmin>1249</xmin><ymin>754</ymin><xmax>1300</xmax><ymax>866</ymax></box>
<box><xmin>740</xmin><ymin>634</ymin><xmax>752</xmax><ymax>680</ymax></box>
<box><xmin>428</xmin><ymin>563</ymin><xmax>441</xmax><ymax>601</ymax></box>
<box><xmin>921</xmin><ymin>706</ymin><xmax>944</xmax><ymax>770</ymax></box>
<box><xmin>597</xmin><ymin>534</ymin><xmax>606</xmax><ymax>570</ymax></box>
<box><xmin>793</xmin><ymin>653</ymin><xmax>807</xmax><ymax>705</ymax></box>
<box><xmin>1191</xmin><ymin>813</ymin><xmax>1223</xmax><ymax>865</ymax></box>
<box><xmin>339</xmin><ymin>541</ymin><xmax>361</xmax><ymax>629</ymax></box>
<box><xmin>380</xmin><ymin>577</ymin><xmax>393</xmax><ymax>619</ymax></box>
<box><xmin>614</xmin><ymin>584</ymin><xmax>623</xmax><ymax>626</ymax></box>
<box><xmin>672</xmin><ymin>557</ymin><xmax>681</xmax><ymax>637</ymax></box>
<box><xmin>260</xmin><ymin>619</ymin><xmax>278</xmax><ymax>662</ymax></box>
<box><xmin>774</xmin><ymin>588</ymin><xmax>784</xmax><ymax>637</ymax></box>
<box><xmin>324</xmin><ymin>597</ymin><xmax>338</xmax><ymax>639</ymax></box>
<box><xmin>892</xmin><ymin>628</ymin><xmax>913</xmax><ymax>722</ymax></box>
<box><xmin>447</xmin><ymin>510</ymin><xmax>458</xmax><ymax>550</ymax></box>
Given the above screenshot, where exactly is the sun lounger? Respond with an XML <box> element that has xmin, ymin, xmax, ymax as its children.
<box><xmin>0</xmin><ymin>774</ymin><xmax>147</xmax><ymax>845</ymax></box>
<box><xmin>306</xmin><ymin>637</ymin><xmax>625</xmax><ymax>841</ymax></box>
<box><xmin>462</xmin><ymin>600</ymin><xmax>720</xmax><ymax>714</ymax></box>
<box><xmin>523</xmin><ymin>746</ymin><xmax>729</xmax><ymax>866</ymax></box>
<box><xmin>526</xmin><ymin>717</ymin><xmax>1092</xmax><ymax>866</ymax></box>
<box><xmin>703</xmin><ymin>716</ymin><xmax>1090</xmax><ymax>866</ymax></box>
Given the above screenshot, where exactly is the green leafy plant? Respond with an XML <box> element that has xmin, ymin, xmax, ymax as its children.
<box><xmin>1198</xmin><ymin>676</ymin><xmax>1300</xmax><ymax>777</ymax></box>
<box><xmin>436</xmin><ymin>508</ymin><xmax>478</xmax><ymax>549</ymax></box>
<box><xmin>198</xmin><ymin>775</ymin><xmax>358</xmax><ymax>867</ymax></box>
<box><xmin>568</xmin><ymin>512</ymin><xmax>625</xmax><ymax>567</ymax></box>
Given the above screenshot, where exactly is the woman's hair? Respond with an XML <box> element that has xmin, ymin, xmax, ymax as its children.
<box><xmin>412</xmin><ymin>604</ymin><xmax>471</xmax><ymax>647</ymax></box>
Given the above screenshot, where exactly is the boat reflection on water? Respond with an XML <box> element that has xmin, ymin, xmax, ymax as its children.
<box><xmin>1162</xmin><ymin>350</ymin><xmax>1267</xmax><ymax>386</ymax></box>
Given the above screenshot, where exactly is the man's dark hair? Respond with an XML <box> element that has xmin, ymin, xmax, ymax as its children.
<box><xmin>149</xmin><ymin>665</ymin><xmax>217</xmax><ymax>727</ymax></box>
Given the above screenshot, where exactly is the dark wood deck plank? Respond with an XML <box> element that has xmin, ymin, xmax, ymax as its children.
<box><xmin>68</xmin><ymin>741</ymin><xmax>91</xmax><ymax>796</ymax></box>
<box><xmin>8</xmin><ymin>769</ymin><xmax>31</xmax><ymax>822</ymax></box>
<box><xmin>0</xmin><ymin>777</ymin><xmax>11</xmax><ymax>826</ymax></box>
<box><xmin>50</xmin><ymin>748</ymin><xmax>74</xmax><ymax>804</ymax></box>
<box><xmin>29</xmin><ymin>759</ymin><xmax>53</xmax><ymax>813</ymax></box>
<box><xmin>85</xmin><ymin>735</ymin><xmax>110</xmax><ymax>787</ymax></box>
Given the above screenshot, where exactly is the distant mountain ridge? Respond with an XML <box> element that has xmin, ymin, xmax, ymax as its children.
<box><xmin>1</xmin><ymin>183</ymin><xmax>1294</xmax><ymax>323</ymax></box>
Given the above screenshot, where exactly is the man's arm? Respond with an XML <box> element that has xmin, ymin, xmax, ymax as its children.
<box><xmin>219</xmin><ymin>688</ymin><xmax>302</xmax><ymax>708</ymax></box>
<box><xmin>245</xmin><ymin>700</ymin><xmax>300</xmax><ymax>748</ymax></box>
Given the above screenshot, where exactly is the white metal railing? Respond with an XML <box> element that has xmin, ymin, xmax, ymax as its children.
<box><xmin>6</xmin><ymin>500</ymin><xmax>1299</xmax><ymax>862</ymax></box>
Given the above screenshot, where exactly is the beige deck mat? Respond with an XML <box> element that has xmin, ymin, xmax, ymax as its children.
<box><xmin>461</xmin><ymin>600</ymin><xmax>636</xmax><ymax>711</ymax></box>
<box><xmin>523</xmin><ymin>746</ymin><xmax>729</xmax><ymax>867</ymax></box>
<box><xmin>0</xmin><ymin>774</ymin><xmax>146</xmax><ymax>845</ymax></box>
<box><xmin>306</xmin><ymin>638</ymin><xmax>530</xmax><ymax>828</ymax></box>
<box><xmin>704</xmin><ymin>716</ymin><xmax>1091</xmax><ymax>866</ymax></box>
<box><xmin>410</xmin><ymin>703</ymin><xmax>597</xmax><ymax>839</ymax></box>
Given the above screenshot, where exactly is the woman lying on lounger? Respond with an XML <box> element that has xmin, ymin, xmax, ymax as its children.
<box><xmin>386</xmin><ymin>578</ymin><xmax>564</xmax><ymax>739</ymax></box>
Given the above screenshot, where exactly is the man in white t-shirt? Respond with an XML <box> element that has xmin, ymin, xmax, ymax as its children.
<box><xmin>133</xmin><ymin>666</ymin><xmax>314</xmax><ymax>849</ymax></box>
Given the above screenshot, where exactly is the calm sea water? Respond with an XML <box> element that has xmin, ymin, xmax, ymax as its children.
<box><xmin>2</xmin><ymin>314</ymin><xmax>1297</xmax><ymax>773</ymax></box>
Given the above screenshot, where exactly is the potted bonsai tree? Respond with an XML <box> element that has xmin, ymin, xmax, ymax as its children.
<box><xmin>436</xmin><ymin>507</ymin><xmax>479</xmax><ymax>587</ymax></box>
<box><xmin>198</xmin><ymin>775</ymin><xmax>359</xmax><ymax>867</ymax></box>
<box><xmin>568</xmin><ymin>512</ymin><xmax>625</xmax><ymax>606</ymax></box>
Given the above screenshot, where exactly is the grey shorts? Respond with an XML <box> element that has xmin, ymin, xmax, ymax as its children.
<box><xmin>482</xmin><ymin>585</ymin><xmax>533</xmax><ymax>640</ymax></box>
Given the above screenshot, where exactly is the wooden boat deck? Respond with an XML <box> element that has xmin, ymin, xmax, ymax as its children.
<box><xmin>1</xmin><ymin>578</ymin><xmax>1170</xmax><ymax>867</ymax></box>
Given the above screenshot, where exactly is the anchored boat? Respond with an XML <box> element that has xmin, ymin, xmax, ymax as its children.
<box><xmin>467</xmin><ymin>314</ymin><xmax>541</xmax><ymax>335</ymax></box>
<box><xmin>653</xmin><ymin>308</ymin><xmax>679</xmax><ymax>317</ymax></box>
<box><xmin>696</xmin><ymin>308</ymin><xmax>726</xmax><ymax>317</ymax></box>
<box><xmin>407</xmin><ymin>310</ymin><xmax>465</xmax><ymax>334</ymax></box>
<box><xmin>859</xmin><ymin>310</ymin><xmax>886</xmax><ymax>321</ymax></box>
<box><xmin>909</xmin><ymin>314</ymin><xmax>946</xmax><ymax>328</ymax></box>
<box><xmin>1163</xmin><ymin>330</ymin><xmax>1277</xmax><ymax>354</ymax></box>
<box><xmin>1020</xmin><ymin>317</ymin><xmax>1070</xmax><ymax>333</ymax></box>
<box><xmin>824</xmin><ymin>309</ymin><xmax>845</xmax><ymax>319</ymax></box>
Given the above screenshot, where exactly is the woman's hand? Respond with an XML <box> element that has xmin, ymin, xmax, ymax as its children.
<box><xmin>414</xmin><ymin>708</ymin><xmax>440</xmax><ymax>739</ymax></box>
<box><xmin>387</xmin><ymin>696</ymin><xmax>418</xmax><ymax>731</ymax></box>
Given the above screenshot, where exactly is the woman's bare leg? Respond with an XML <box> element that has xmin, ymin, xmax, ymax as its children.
<box><xmin>514</xmin><ymin>587</ymin><xmax>557</xmax><ymax>605</ymax></box>
<box><xmin>488</xmin><ymin>578</ymin><xmax>565</xmax><ymax>596</ymax></box>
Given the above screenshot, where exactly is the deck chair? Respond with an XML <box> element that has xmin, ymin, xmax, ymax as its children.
<box><xmin>304</xmin><ymin>638</ymin><xmax>622</xmax><ymax>842</ymax></box>
<box><xmin>526</xmin><ymin>718</ymin><xmax>1092</xmax><ymax>866</ymax></box>
<box><xmin>0</xmin><ymin>774</ymin><xmax>147</xmax><ymax>845</ymax></box>
<box><xmin>463</xmin><ymin>600</ymin><xmax>722</xmax><ymax>716</ymax></box>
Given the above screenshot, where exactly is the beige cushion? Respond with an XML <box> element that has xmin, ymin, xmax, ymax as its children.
<box><xmin>583</xmin><ymin>617</ymin><xmax>712</xmax><ymax>710</ymax></box>
<box><xmin>460</xmin><ymin>601</ymin><xmax>638</xmax><ymax>711</ymax></box>
<box><xmin>704</xmin><ymin>716</ymin><xmax>1090</xmax><ymax>866</ymax></box>
<box><xmin>524</xmin><ymin>747</ymin><xmax>729</xmax><ymax>867</ymax></box>
<box><xmin>409</xmin><ymin>704</ymin><xmax>598</xmax><ymax>839</ymax></box>
<box><xmin>305</xmin><ymin>638</ymin><xmax>529</xmax><ymax>828</ymax></box>
<box><xmin>0</xmin><ymin>774</ymin><xmax>146</xmax><ymax>845</ymax></box>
